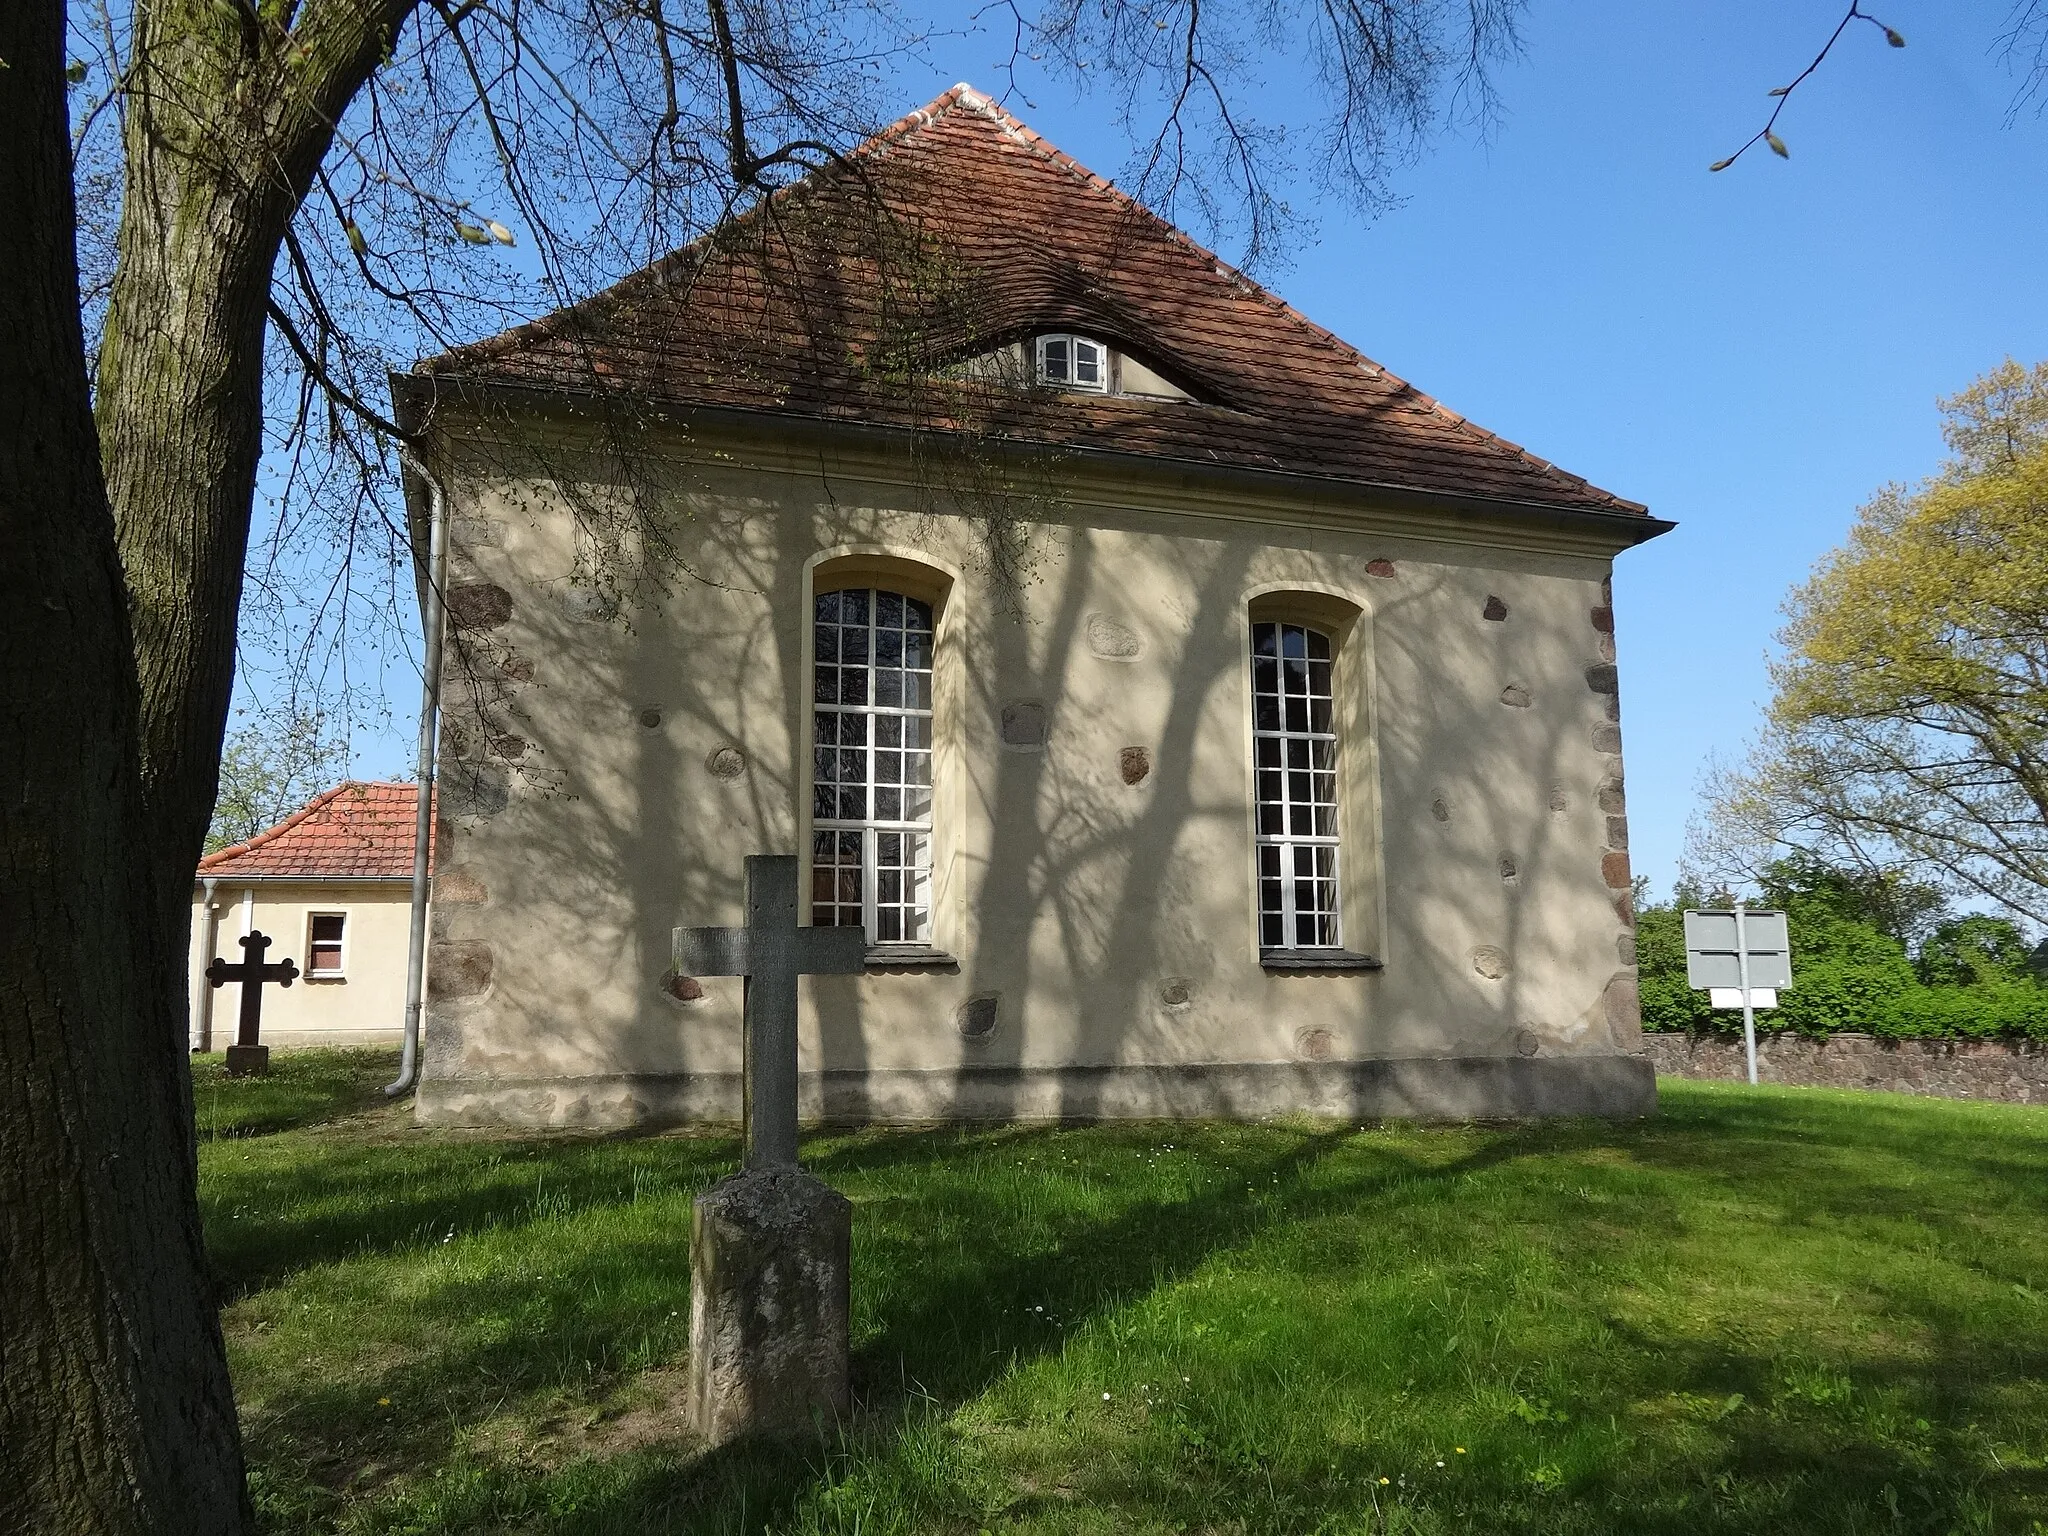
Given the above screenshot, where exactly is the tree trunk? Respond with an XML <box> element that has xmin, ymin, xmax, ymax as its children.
<box><xmin>97</xmin><ymin>0</ymin><xmax>418</xmax><ymax>926</ymax></box>
<box><xmin>0</xmin><ymin>0</ymin><xmax>249</xmax><ymax>1528</ymax></box>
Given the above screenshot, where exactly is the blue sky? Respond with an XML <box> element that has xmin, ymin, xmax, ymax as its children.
<box><xmin>901</xmin><ymin>0</ymin><xmax>2048</xmax><ymax>901</ymax></box>
<box><xmin>311</xmin><ymin>0</ymin><xmax>2048</xmax><ymax>902</ymax></box>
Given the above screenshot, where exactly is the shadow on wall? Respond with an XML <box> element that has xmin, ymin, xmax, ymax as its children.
<box><xmin>421</xmin><ymin>431</ymin><xmax>1633</xmax><ymax>1107</ymax></box>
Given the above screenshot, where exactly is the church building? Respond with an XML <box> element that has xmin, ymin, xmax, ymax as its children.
<box><xmin>392</xmin><ymin>85</ymin><xmax>1671</xmax><ymax>1128</ymax></box>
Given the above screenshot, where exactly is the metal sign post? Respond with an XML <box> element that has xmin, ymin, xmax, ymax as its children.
<box><xmin>1683</xmin><ymin>907</ymin><xmax>1793</xmax><ymax>1088</ymax></box>
<box><xmin>1735</xmin><ymin>903</ymin><xmax>1756</xmax><ymax>1085</ymax></box>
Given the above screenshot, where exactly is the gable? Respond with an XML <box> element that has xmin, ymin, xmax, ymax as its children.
<box><xmin>409</xmin><ymin>85</ymin><xmax>1644</xmax><ymax>519</ymax></box>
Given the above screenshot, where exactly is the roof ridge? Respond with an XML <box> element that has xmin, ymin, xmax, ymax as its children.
<box><xmin>929</xmin><ymin>87</ymin><xmax>1621</xmax><ymax>505</ymax></box>
<box><xmin>409</xmin><ymin>86</ymin><xmax>1644</xmax><ymax>516</ymax></box>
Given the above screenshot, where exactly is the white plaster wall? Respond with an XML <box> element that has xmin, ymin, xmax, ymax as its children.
<box><xmin>418</xmin><ymin>414</ymin><xmax>1642</xmax><ymax>1116</ymax></box>
<box><xmin>189</xmin><ymin>884</ymin><xmax>411</xmax><ymax>1049</ymax></box>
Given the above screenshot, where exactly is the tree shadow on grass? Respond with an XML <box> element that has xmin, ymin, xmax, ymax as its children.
<box><xmin>228</xmin><ymin>1102</ymin><xmax>2048</xmax><ymax>1533</ymax></box>
<box><xmin>204</xmin><ymin>1130</ymin><xmax>742</xmax><ymax>1298</ymax></box>
<box><xmin>191</xmin><ymin>1048</ymin><xmax>402</xmax><ymax>1139</ymax></box>
<box><xmin>243</xmin><ymin>1121</ymin><xmax>1555</xmax><ymax>1533</ymax></box>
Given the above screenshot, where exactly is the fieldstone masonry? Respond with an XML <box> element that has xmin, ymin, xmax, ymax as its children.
<box><xmin>1645</xmin><ymin>1032</ymin><xmax>2048</xmax><ymax>1104</ymax></box>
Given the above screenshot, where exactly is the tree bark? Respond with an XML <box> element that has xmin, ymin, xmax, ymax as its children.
<box><xmin>98</xmin><ymin>0</ymin><xmax>418</xmax><ymax>933</ymax></box>
<box><xmin>0</xmin><ymin>1</ymin><xmax>248</xmax><ymax>1529</ymax></box>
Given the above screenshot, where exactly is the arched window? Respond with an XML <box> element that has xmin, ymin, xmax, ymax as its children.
<box><xmin>811</xmin><ymin>588</ymin><xmax>934</xmax><ymax>943</ymax></box>
<box><xmin>1251</xmin><ymin>621</ymin><xmax>1341</xmax><ymax>948</ymax></box>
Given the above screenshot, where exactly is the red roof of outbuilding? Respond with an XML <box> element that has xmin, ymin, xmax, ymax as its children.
<box><xmin>196</xmin><ymin>782</ymin><xmax>430</xmax><ymax>880</ymax></box>
<box><xmin>414</xmin><ymin>84</ymin><xmax>1645</xmax><ymax>518</ymax></box>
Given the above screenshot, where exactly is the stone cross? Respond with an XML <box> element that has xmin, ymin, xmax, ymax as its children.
<box><xmin>674</xmin><ymin>853</ymin><xmax>867</xmax><ymax>1444</ymax></box>
<box><xmin>675</xmin><ymin>854</ymin><xmax>867</xmax><ymax>1167</ymax></box>
<box><xmin>206</xmin><ymin>928</ymin><xmax>299</xmax><ymax>1077</ymax></box>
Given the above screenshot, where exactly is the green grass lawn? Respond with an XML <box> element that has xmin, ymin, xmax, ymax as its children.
<box><xmin>198</xmin><ymin>1052</ymin><xmax>2048</xmax><ymax>1534</ymax></box>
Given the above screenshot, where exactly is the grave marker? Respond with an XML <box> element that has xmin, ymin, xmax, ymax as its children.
<box><xmin>673</xmin><ymin>854</ymin><xmax>867</xmax><ymax>1442</ymax></box>
<box><xmin>205</xmin><ymin>928</ymin><xmax>299</xmax><ymax>1077</ymax></box>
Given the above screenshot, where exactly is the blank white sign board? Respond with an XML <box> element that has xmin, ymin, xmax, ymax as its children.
<box><xmin>1683</xmin><ymin>910</ymin><xmax>1792</xmax><ymax>991</ymax></box>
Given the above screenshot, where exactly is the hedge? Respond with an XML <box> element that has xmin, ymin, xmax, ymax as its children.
<box><xmin>1637</xmin><ymin>906</ymin><xmax>2048</xmax><ymax>1041</ymax></box>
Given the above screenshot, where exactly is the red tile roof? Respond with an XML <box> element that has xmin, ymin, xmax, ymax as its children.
<box><xmin>414</xmin><ymin>84</ymin><xmax>1645</xmax><ymax>517</ymax></box>
<box><xmin>196</xmin><ymin>782</ymin><xmax>431</xmax><ymax>880</ymax></box>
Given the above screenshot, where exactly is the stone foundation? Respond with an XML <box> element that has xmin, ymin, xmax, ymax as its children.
<box><xmin>415</xmin><ymin>1054</ymin><xmax>1657</xmax><ymax>1129</ymax></box>
<box><xmin>1644</xmin><ymin>1031</ymin><xmax>2048</xmax><ymax>1104</ymax></box>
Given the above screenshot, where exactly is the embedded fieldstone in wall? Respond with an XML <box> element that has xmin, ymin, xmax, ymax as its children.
<box><xmin>1119</xmin><ymin>746</ymin><xmax>1151</xmax><ymax>785</ymax></box>
<box><xmin>661</xmin><ymin>970</ymin><xmax>705</xmax><ymax>1004</ymax></box>
<box><xmin>1585</xmin><ymin>664</ymin><xmax>1618</xmax><ymax>695</ymax></box>
<box><xmin>435</xmin><ymin>867</ymin><xmax>488</xmax><ymax>905</ymax></box>
<box><xmin>451</xmin><ymin>516</ymin><xmax>503</xmax><ymax>548</ymax></box>
<box><xmin>1000</xmin><ymin>700</ymin><xmax>1048</xmax><ymax>750</ymax></box>
<box><xmin>706</xmin><ymin>745</ymin><xmax>748</xmax><ymax>781</ymax></box>
<box><xmin>558</xmin><ymin>583</ymin><xmax>619</xmax><ymax>622</ymax></box>
<box><xmin>1617</xmin><ymin>933</ymin><xmax>1638</xmax><ymax>965</ymax></box>
<box><xmin>1603</xmin><ymin>970</ymin><xmax>1642</xmax><ymax>1047</ymax></box>
<box><xmin>428</xmin><ymin>940</ymin><xmax>493</xmax><ymax>998</ymax></box>
<box><xmin>1471</xmin><ymin>945</ymin><xmax>1510</xmax><ymax>980</ymax></box>
<box><xmin>446</xmin><ymin>582</ymin><xmax>513</xmax><ymax>631</ymax></box>
<box><xmin>639</xmin><ymin>708</ymin><xmax>663</xmax><ymax>729</ymax></box>
<box><xmin>1295</xmin><ymin>1027</ymin><xmax>1335</xmax><ymax>1062</ymax></box>
<box><xmin>1601</xmin><ymin>851</ymin><xmax>1632</xmax><ymax>889</ymax></box>
<box><xmin>1085</xmin><ymin>613</ymin><xmax>1143</xmax><ymax>661</ymax></box>
<box><xmin>1498</xmin><ymin>854</ymin><xmax>1519</xmax><ymax>885</ymax></box>
<box><xmin>1431</xmin><ymin>795</ymin><xmax>1452</xmax><ymax>823</ymax></box>
<box><xmin>443</xmin><ymin>761</ymin><xmax>510</xmax><ymax>819</ymax></box>
<box><xmin>1500</xmin><ymin>684</ymin><xmax>1532</xmax><ymax>708</ymax></box>
<box><xmin>1483</xmin><ymin>595</ymin><xmax>1509</xmax><ymax>621</ymax></box>
<box><xmin>1590</xmin><ymin>723</ymin><xmax>1622</xmax><ymax>753</ymax></box>
<box><xmin>1366</xmin><ymin>558</ymin><xmax>1396</xmax><ymax>577</ymax></box>
<box><xmin>1597</xmin><ymin>774</ymin><xmax>1626</xmax><ymax>814</ymax></box>
<box><xmin>1606</xmin><ymin>817</ymin><xmax>1629</xmax><ymax>850</ymax></box>
<box><xmin>1549</xmin><ymin>784</ymin><xmax>1570</xmax><ymax>815</ymax></box>
<box><xmin>1515</xmin><ymin>1028</ymin><xmax>1541</xmax><ymax>1058</ymax></box>
<box><xmin>958</xmin><ymin>994</ymin><xmax>1001</xmax><ymax>1040</ymax></box>
<box><xmin>1157</xmin><ymin>976</ymin><xmax>1193</xmax><ymax>1009</ymax></box>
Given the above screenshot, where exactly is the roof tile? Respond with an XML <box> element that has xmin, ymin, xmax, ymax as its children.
<box><xmin>197</xmin><ymin>782</ymin><xmax>432</xmax><ymax>880</ymax></box>
<box><xmin>417</xmin><ymin>84</ymin><xmax>1644</xmax><ymax>516</ymax></box>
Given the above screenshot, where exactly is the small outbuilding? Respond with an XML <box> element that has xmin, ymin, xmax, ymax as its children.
<box><xmin>393</xmin><ymin>85</ymin><xmax>1670</xmax><ymax>1128</ymax></box>
<box><xmin>190</xmin><ymin>781</ymin><xmax>425</xmax><ymax>1052</ymax></box>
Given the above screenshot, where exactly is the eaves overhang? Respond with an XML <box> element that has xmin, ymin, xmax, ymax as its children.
<box><xmin>389</xmin><ymin>371</ymin><xmax>1676</xmax><ymax>552</ymax></box>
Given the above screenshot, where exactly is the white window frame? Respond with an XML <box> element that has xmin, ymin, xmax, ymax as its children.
<box><xmin>811</xmin><ymin>587</ymin><xmax>936</xmax><ymax>945</ymax></box>
<box><xmin>1035</xmin><ymin>333</ymin><xmax>1109</xmax><ymax>393</ymax></box>
<box><xmin>1251</xmin><ymin>621</ymin><xmax>1342</xmax><ymax>950</ymax></box>
<box><xmin>306</xmin><ymin>910</ymin><xmax>348</xmax><ymax>978</ymax></box>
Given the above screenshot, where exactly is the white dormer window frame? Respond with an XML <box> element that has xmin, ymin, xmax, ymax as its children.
<box><xmin>1036</xmin><ymin>334</ymin><xmax>1109</xmax><ymax>393</ymax></box>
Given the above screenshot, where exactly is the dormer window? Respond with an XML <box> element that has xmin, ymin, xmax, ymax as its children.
<box><xmin>1036</xmin><ymin>334</ymin><xmax>1107</xmax><ymax>393</ymax></box>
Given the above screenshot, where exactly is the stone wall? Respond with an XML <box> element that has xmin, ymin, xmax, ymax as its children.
<box><xmin>1644</xmin><ymin>1031</ymin><xmax>2048</xmax><ymax>1105</ymax></box>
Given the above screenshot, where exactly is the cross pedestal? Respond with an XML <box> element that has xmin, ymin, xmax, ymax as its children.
<box><xmin>205</xmin><ymin>929</ymin><xmax>299</xmax><ymax>1078</ymax></box>
<box><xmin>674</xmin><ymin>854</ymin><xmax>867</xmax><ymax>1443</ymax></box>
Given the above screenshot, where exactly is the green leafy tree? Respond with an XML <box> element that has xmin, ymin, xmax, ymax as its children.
<box><xmin>1692</xmin><ymin>361</ymin><xmax>2048</xmax><ymax>926</ymax></box>
<box><xmin>1915</xmin><ymin>915</ymin><xmax>2035</xmax><ymax>988</ymax></box>
<box><xmin>205</xmin><ymin>711</ymin><xmax>352</xmax><ymax>853</ymax></box>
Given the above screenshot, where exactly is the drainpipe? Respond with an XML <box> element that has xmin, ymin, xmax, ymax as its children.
<box><xmin>194</xmin><ymin>876</ymin><xmax>221</xmax><ymax>1051</ymax></box>
<box><xmin>388</xmin><ymin>448</ymin><xmax>450</xmax><ymax>1098</ymax></box>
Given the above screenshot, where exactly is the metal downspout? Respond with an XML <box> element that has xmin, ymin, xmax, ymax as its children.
<box><xmin>194</xmin><ymin>876</ymin><xmax>221</xmax><ymax>1051</ymax></box>
<box><xmin>388</xmin><ymin>450</ymin><xmax>450</xmax><ymax>1098</ymax></box>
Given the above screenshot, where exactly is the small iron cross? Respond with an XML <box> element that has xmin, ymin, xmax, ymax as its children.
<box><xmin>206</xmin><ymin>929</ymin><xmax>299</xmax><ymax>1056</ymax></box>
<box><xmin>675</xmin><ymin>855</ymin><xmax>867</xmax><ymax>1168</ymax></box>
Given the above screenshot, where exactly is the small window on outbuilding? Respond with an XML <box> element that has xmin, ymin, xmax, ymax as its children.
<box><xmin>308</xmin><ymin>912</ymin><xmax>346</xmax><ymax>977</ymax></box>
<box><xmin>1036</xmin><ymin>334</ymin><xmax>1108</xmax><ymax>393</ymax></box>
